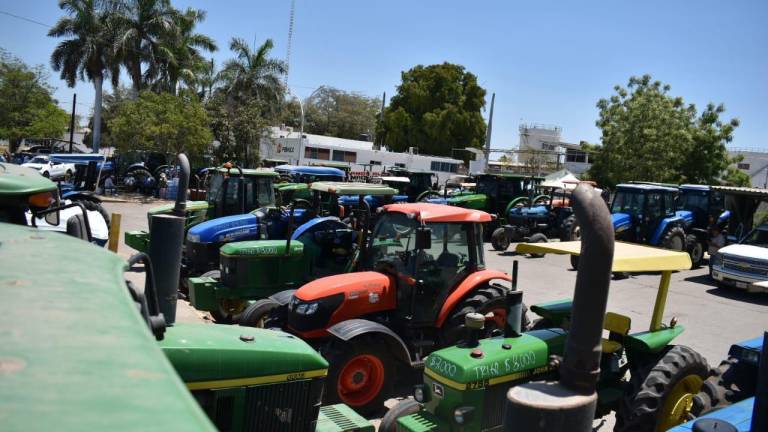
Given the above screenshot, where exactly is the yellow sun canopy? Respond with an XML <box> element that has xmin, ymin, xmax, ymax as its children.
<box><xmin>515</xmin><ymin>241</ymin><xmax>691</xmax><ymax>272</ymax></box>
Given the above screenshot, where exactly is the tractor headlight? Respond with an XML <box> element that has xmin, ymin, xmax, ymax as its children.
<box><xmin>414</xmin><ymin>385</ymin><xmax>427</xmax><ymax>403</ymax></box>
<box><xmin>187</xmin><ymin>233</ymin><xmax>200</xmax><ymax>243</ymax></box>
<box><xmin>454</xmin><ymin>406</ymin><xmax>474</xmax><ymax>425</ymax></box>
<box><xmin>295</xmin><ymin>302</ymin><xmax>319</xmax><ymax>315</ymax></box>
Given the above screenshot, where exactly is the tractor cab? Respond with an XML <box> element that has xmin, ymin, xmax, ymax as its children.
<box><xmin>0</xmin><ymin>161</ymin><xmax>99</xmax><ymax>243</ymax></box>
<box><xmin>124</xmin><ymin>165</ymin><xmax>279</xmax><ymax>253</ymax></box>
<box><xmin>610</xmin><ymin>183</ymin><xmax>686</xmax><ymax>251</ymax></box>
<box><xmin>385</xmin><ymin>167</ymin><xmax>439</xmax><ymax>201</ymax></box>
<box><xmin>262</xmin><ymin>203</ymin><xmax>519</xmax><ymax>415</ymax></box>
<box><xmin>384</xmin><ymin>240</ymin><xmax>700</xmax><ymax>432</ymax></box>
<box><xmin>677</xmin><ymin>185</ymin><xmax>726</xmax><ymax>230</ymax></box>
<box><xmin>450</xmin><ymin>173</ymin><xmax>543</xmax><ymax>212</ymax></box>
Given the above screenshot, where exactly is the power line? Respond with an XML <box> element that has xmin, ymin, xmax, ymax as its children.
<box><xmin>0</xmin><ymin>9</ymin><xmax>52</xmax><ymax>28</ymax></box>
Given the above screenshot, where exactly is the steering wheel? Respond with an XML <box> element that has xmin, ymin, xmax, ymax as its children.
<box><xmin>419</xmin><ymin>259</ymin><xmax>440</xmax><ymax>274</ymax></box>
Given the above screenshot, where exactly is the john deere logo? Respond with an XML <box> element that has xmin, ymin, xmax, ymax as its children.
<box><xmin>432</xmin><ymin>382</ymin><xmax>444</xmax><ymax>398</ymax></box>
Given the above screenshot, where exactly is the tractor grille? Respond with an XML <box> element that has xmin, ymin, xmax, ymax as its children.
<box><xmin>481</xmin><ymin>383</ymin><xmax>509</xmax><ymax>429</ymax></box>
<box><xmin>242</xmin><ymin>378</ymin><xmax>324</xmax><ymax>432</ymax></box>
<box><xmin>722</xmin><ymin>255</ymin><xmax>768</xmax><ymax>276</ymax></box>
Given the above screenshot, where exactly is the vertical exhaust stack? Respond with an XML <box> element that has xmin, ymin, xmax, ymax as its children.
<box><xmin>504</xmin><ymin>184</ymin><xmax>614</xmax><ymax>432</ymax></box>
<box><xmin>149</xmin><ymin>153</ymin><xmax>189</xmax><ymax>325</ymax></box>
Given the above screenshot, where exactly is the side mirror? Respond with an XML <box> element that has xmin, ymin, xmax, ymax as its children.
<box><xmin>415</xmin><ymin>226</ymin><xmax>432</xmax><ymax>250</ymax></box>
<box><xmin>44</xmin><ymin>209</ymin><xmax>60</xmax><ymax>226</ymax></box>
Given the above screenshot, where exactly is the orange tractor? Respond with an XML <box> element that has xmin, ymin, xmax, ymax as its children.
<box><xmin>252</xmin><ymin>203</ymin><xmax>528</xmax><ymax>415</ymax></box>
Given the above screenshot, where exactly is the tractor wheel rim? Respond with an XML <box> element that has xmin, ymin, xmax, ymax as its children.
<box><xmin>573</xmin><ymin>226</ymin><xmax>581</xmax><ymax>240</ymax></box>
<box><xmin>337</xmin><ymin>354</ymin><xmax>385</xmax><ymax>407</ymax></box>
<box><xmin>656</xmin><ymin>374</ymin><xmax>703</xmax><ymax>431</ymax></box>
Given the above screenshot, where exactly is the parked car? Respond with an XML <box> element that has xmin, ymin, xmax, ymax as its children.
<box><xmin>21</xmin><ymin>155</ymin><xmax>76</xmax><ymax>179</ymax></box>
<box><xmin>710</xmin><ymin>224</ymin><xmax>768</xmax><ymax>292</ymax></box>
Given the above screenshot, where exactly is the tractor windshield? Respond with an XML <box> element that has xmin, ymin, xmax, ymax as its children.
<box><xmin>611</xmin><ymin>189</ymin><xmax>645</xmax><ymax>216</ymax></box>
<box><xmin>366</xmin><ymin>212</ymin><xmax>483</xmax><ymax>282</ymax></box>
<box><xmin>208</xmin><ymin>175</ymin><xmax>275</xmax><ymax>214</ymax></box>
<box><xmin>678</xmin><ymin>190</ymin><xmax>709</xmax><ymax>212</ymax></box>
<box><xmin>741</xmin><ymin>226</ymin><xmax>768</xmax><ymax>248</ymax></box>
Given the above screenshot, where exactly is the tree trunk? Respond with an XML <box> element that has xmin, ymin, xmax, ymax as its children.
<box><xmin>130</xmin><ymin>60</ymin><xmax>142</xmax><ymax>98</ymax></box>
<box><xmin>92</xmin><ymin>75</ymin><xmax>103</xmax><ymax>154</ymax></box>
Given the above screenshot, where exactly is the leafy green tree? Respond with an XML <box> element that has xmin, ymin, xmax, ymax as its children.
<box><xmin>49</xmin><ymin>0</ymin><xmax>119</xmax><ymax>154</ymax></box>
<box><xmin>149</xmin><ymin>7</ymin><xmax>216</xmax><ymax>94</ymax></box>
<box><xmin>0</xmin><ymin>51</ymin><xmax>69</xmax><ymax>152</ymax></box>
<box><xmin>206</xmin><ymin>92</ymin><xmax>269</xmax><ymax>167</ymax></box>
<box><xmin>377</xmin><ymin>62</ymin><xmax>487</xmax><ymax>156</ymax></box>
<box><xmin>302</xmin><ymin>86</ymin><xmax>380</xmax><ymax>140</ymax></box>
<box><xmin>218</xmin><ymin>38</ymin><xmax>286</xmax><ymax>120</ymax></box>
<box><xmin>111</xmin><ymin>0</ymin><xmax>178</xmax><ymax>95</ymax></box>
<box><xmin>109</xmin><ymin>90</ymin><xmax>211</xmax><ymax>155</ymax></box>
<box><xmin>589</xmin><ymin>75</ymin><xmax>741</xmax><ymax>187</ymax></box>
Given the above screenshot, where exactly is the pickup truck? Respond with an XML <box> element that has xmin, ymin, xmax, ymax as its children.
<box><xmin>21</xmin><ymin>155</ymin><xmax>76</xmax><ymax>179</ymax></box>
<box><xmin>710</xmin><ymin>224</ymin><xmax>768</xmax><ymax>292</ymax></box>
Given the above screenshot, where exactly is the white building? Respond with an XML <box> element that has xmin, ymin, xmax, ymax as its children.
<box><xmin>727</xmin><ymin>149</ymin><xmax>768</xmax><ymax>187</ymax></box>
<box><xmin>260</xmin><ymin>126</ymin><xmax>464</xmax><ymax>184</ymax></box>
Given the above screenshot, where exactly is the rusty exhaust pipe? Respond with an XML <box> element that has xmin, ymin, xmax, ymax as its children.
<box><xmin>504</xmin><ymin>184</ymin><xmax>614</xmax><ymax>431</ymax></box>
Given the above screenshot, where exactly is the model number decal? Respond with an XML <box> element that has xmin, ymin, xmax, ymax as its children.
<box><xmin>429</xmin><ymin>356</ymin><xmax>458</xmax><ymax>378</ymax></box>
<box><xmin>473</xmin><ymin>351</ymin><xmax>537</xmax><ymax>380</ymax></box>
<box><xmin>286</xmin><ymin>372</ymin><xmax>305</xmax><ymax>381</ymax></box>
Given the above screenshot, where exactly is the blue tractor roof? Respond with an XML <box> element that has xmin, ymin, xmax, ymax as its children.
<box><xmin>616</xmin><ymin>183</ymin><xmax>678</xmax><ymax>193</ymax></box>
<box><xmin>679</xmin><ymin>184</ymin><xmax>711</xmax><ymax>192</ymax></box>
<box><xmin>275</xmin><ymin>165</ymin><xmax>346</xmax><ymax>178</ymax></box>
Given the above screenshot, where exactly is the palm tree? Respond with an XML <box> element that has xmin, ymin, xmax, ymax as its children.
<box><xmin>219</xmin><ymin>37</ymin><xmax>286</xmax><ymax>116</ymax></box>
<box><xmin>150</xmin><ymin>8</ymin><xmax>216</xmax><ymax>94</ymax></box>
<box><xmin>49</xmin><ymin>0</ymin><xmax>119</xmax><ymax>154</ymax></box>
<box><xmin>110</xmin><ymin>0</ymin><xmax>177</xmax><ymax>96</ymax></box>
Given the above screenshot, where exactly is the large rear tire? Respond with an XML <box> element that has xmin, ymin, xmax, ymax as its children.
<box><xmin>379</xmin><ymin>399</ymin><xmax>421</xmax><ymax>432</ymax></box>
<box><xmin>562</xmin><ymin>215</ymin><xmax>580</xmax><ymax>242</ymax></box>
<box><xmin>685</xmin><ymin>234</ymin><xmax>704</xmax><ymax>268</ymax></box>
<box><xmin>661</xmin><ymin>226</ymin><xmax>686</xmax><ymax>252</ymax></box>
<box><xmin>239</xmin><ymin>298</ymin><xmax>280</xmax><ymax>328</ymax></box>
<box><xmin>615</xmin><ymin>345</ymin><xmax>708</xmax><ymax>432</ymax></box>
<box><xmin>491</xmin><ymin>227</ymin><xmax>510</xmax><ymax>251</ymax></box>
<box><xmin>441</xmin><ymin>285</ymin><xmax>529</xmax><ymax>346</ymax></box>
<box><xmin>323</xmin><ymin>337</ymin><xmax>395</xmax><ymax>417</ymax></box>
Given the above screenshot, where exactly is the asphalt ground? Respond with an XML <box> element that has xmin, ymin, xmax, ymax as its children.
<box><xmin>103</xmin><ymin>198</ymin><xmax>768</xmax><ymax>430</ymax></box>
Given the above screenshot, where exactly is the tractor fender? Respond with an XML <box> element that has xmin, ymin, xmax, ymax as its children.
<box><xmin>649</xmin><ymin>216</ymin><xmax>685</xmax><ymax>246</ymax></box>
<box><xmin>505</xmin><ymin>197</ymin><xmax>530</xmax><ymax>215</ymax></box>
<box><xmin>435</xmin><ymin>269</ymin><xmax>511</xmax><ymax>328</ymax></box>
<box><xmin>269</xmin><ymin>289</ymin><xmax>297</xmax><ymax>306</ymax></box>
<box><xmin>327</xmin><ymin>318</ymin><xmax>412</xmax><ymax>366</ymax></box>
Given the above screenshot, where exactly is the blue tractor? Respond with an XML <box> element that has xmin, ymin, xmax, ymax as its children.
<box><xmin>675</xmin><ymin>184</ymin><xmax>729</xmax><ymax>267</ymax></box>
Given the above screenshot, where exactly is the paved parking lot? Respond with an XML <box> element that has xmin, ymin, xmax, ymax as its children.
<box><xmin>103</xmin><ymin>199</ymin><xmax>768</xmax><ymax>429</ymax></box>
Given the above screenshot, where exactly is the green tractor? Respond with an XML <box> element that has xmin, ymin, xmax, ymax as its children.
<box><xmin>385</xmin><ymin>167</ymin><xmax>441</xmax><ymax>202</ymax></box>
<box><xmin>383</xmin><ymin>240</ymin><xmax>709</xmax><ymax>432</ymax></box>
<box><xmin>447</xmin><ymin>173</ymin><xmax>544</xmax><ymax>239</ymax></box>
<box><xmin>124</xmin><ymin>165</ymin><xmax>279</xmax><ymax>253</ymax></box>
<box><xmin>0</xmin><ymin>222</ymin><xmax>373</xmax><ymax>431</ymax></box>
<box><xmin>187</xmin><ymin>181</ymin><xmax>398</xmax><ymax>323</ymax></box>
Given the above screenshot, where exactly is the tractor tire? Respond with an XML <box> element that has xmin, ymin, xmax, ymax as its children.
<box><xmin>614</xmin><ymin>345</ymin><xmax>708</xmax><ymax>432</ymax></box>
<box><xmin>416</xmin><ymin>190</ymin><xmax>441</xmax><ymax>202</ymax></box>
<box><xmin>65</xmin><ymin>214</ymin><xmax>88</xmax><ymax>241</ymax></box>
<box><xmin>527</xmin><ymin>233</ymin><xmax>548</xmax><ymax>258</ymax></box>
<box><xmin>239</xmin><ymin>298</ymin><xmax>280</xmax><ymax>328</ymax></box>
<box><xmin>570</xmin><ymin>255</ymin><xmax>579</xmax><ymax>270</ymax></box>
<box><xmin>685</xmin><ymin>234</ymin><xmax>704</xmax><ymax>269</ymax></box>
<box><xmin>661</xmin><ymin>226</ymin><xmax>686</xmax><ymax>252</ymax></box>
<box><xmin>692</xmin><ymin>356</ymin><xmax>756</xmax><ymax>416</ymax></box>
<box><xmin>379</xmin><ymin>399</ymin><xmax>421</xmax><ymax>432</ymax></box>
<box><xmin>441</xmin><ymin>285</ymin><xmax>530</xmax><ymax>346</ymax></box>
<box><xmin>323</xmin><ymin>336</ymin><xmax>395</xmax><ymax>417</ymax></box>
<box><xmin>491</xmin><ymin>227</ymin><xmax>510</xmax><ymax>251</ymax></box>
<box><xmin>562</xmin><ymin>215</ymin><xmax>581</xmax><ymax>242</ymax></box>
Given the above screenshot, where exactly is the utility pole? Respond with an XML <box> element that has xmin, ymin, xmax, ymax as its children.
<box><xmin>68</xmin><ymin>93</ymin><xmax>76</xmax><ymax>153</ymax></box>
<box><xmin>375</xmin><ymin>91</ymin><xmax>386</xmax><ymax>150</ymax></box>
<box><xmin>484</xmin><ymin>93</ymin><xmax>495</xmax><ymax>172</ymax></box>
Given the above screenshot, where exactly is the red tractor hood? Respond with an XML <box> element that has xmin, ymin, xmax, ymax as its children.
<box><xmin>295</xmin><ymin>271</ymin><xmax>391</xmax><ymax>302</ymax></box>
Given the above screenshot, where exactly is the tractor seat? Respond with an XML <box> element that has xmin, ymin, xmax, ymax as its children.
<box><xmin>601</xmin><ymin>312</ymin><xmax>631</xmax><ymax>354</ymax></box>
<box><xmin>436</xmin><ymin>251</ymin><xmax>460</xmax><ymax>268</ymax></box>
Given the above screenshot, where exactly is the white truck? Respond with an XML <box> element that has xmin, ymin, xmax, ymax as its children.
<box><xmin>710</xmin><ymin>224</ymin><xmax>768</xmax><ymax>292</ymax></box>
<box><xmin>21</xmin><ymin>155</ymin><xmax>76</xmax><ymax>179</ymax></box>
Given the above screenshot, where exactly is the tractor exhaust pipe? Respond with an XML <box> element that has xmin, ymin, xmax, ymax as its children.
<box><xmin>505</xmin><ymin>260</ymin><xmax>523</xmax><ymax>337</ymax></box>
<box><xmin>505</xmin><ymin>184</ymin><xmax>614</xmax><ymax>432</ymax></box>
<box><xmin>149</xmin><ymin>153</ymin><xmax>189</xmax><ymax>325</ymax></box>
<box><xmin>172</xmin><ymin>153</ymin><xmax>190</xmax><ymax>217</ymax></box>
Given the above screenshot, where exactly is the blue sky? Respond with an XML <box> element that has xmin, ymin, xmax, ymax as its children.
<box><xmin>1</xmin><ymin>0</ymin><xmax>766</xmax><ymax>151</ymax></box>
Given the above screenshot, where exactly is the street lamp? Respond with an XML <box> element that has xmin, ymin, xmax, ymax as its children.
<box><xmin>286</xmin><ymin>86</ymin><xmax>325</xmax><ymax>165</ymax></box>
